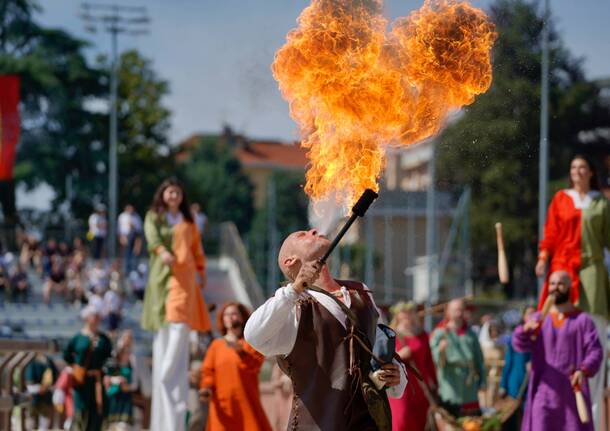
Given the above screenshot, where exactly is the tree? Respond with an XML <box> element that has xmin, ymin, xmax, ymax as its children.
<box><xmin>1</xmin><ymin>0</ymin><xmax>107</xmax><ymax>222</ymax></box>
<box><xmin>101</xmin><ymin>49</ymin><xmax>175</xmax><ymax>213</ymax></box>
<box><xmin>179</xmin><ymin>134</ymin><xmax>255</xmax><ymax>234</ymax></box>
<box><xmin>2</xmin><ymin>0</ymin><xmax>175</xmax><ymax>224</ymax></box>
<box><xmin>247</xmin><ymin>170</ymin><xmax>309</xmax><ymax>287</ymax></box>
<box><xmin>436</xmin><ymin>0</ymin><xmax>610</xmax><ymax>297</ymax></box>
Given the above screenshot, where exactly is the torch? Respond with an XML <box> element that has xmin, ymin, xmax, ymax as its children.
<box><xmin>573</xmin><ymin>381</ymin><xmax>590</xmax><ymax>424</ymax></box>
<box><xmin>302</xmin><ymin>189</ymin><xmax>378</xmax><ymax>289</ymax></box>
<box><xmin>531</xmin><ymin>292</ymin><xmax>555</xmax><ymax>341</ymax></box>
<box><xmin>495</xmin><ymin>222</ymin><xmax>509</xmax><ymax>284</ymax></box>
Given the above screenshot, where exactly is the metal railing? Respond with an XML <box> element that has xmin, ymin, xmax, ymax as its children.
<box><xmin>0</xmin><ymin>338</ymin><xmax>57</xmax><ymax>431</ymax></box>
<box><xmin>219</xmin><ymin>222</ymin><xmax>266</xmax><ymax>308</ymax></box>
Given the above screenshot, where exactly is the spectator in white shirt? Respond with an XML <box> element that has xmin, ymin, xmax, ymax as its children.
<box><xmin>88</xmin><ymin>204</ymin><xmax>108</xmax><ymax>260</ymax></box>
<box><xmin>118</xmin><ymin>204</ymin><xmax>143</xmax><ymax>274</ymax></box>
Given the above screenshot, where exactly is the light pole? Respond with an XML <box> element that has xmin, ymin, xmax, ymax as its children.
<box><xmin>80</xmin><ymin>2</ymin><xmax>149</xmax><ymax>259</ymax></box>
<box><xmin>538</xmin><ymin>0</ymin><xmax>550</xmax><ymax>294</ymax></box>
<box><xmin>425</xmin><ymin>139</ymin><xmax>437</xmax><ymax>331</ymax></box>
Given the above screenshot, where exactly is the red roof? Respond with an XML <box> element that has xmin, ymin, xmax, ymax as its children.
<box><xmin>177</xmin><ymin>133</ymin><xmax>308</xmax><ymax>171</ymax></box>
<box><xmin>236</xmin><ymin>140</ymin><xmax>308</xmax><ymax>170</ymax></box>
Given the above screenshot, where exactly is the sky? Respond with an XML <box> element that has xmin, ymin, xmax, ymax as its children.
<box><xmin>36</xmin><ymin>0</ymin><xmax>610</xmax><ymax>146</ymax></box>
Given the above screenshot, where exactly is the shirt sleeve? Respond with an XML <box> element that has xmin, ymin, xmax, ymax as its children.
<box><xmin>385</xmin><ymin>358</ymin><xmax>408</xmax><ymax>398</ymax></box>
<box><xmin>539</xmin><ymin>193</ymin><xmax>561</xmax><ymax>257</ymax></box>
<box><xmin>512</xmin><ymin>324</ymin><xmax>535</xmax><ymax>353</ymax></box>
<box><xmin>603</xmin><ymin>199</ymin><xmax>610</xmax><ymax>251</ymax></box>
<box><xmin>200</xmin><ymin>341</ymin><xmax>216</xmax><ymax>389</ymax></box>
<box><xmin>190</xmin><ymin>224</ymin><xmax>206</xmax><ymax>273</ymax></box>
<box><xmin>244</xmin><ymin>284</ymin><xmax>303</xmax><ymax>357</ymax></box>
<box><xmin>580</xmin><ymin>315</ymin><xmax>603</xmax><ymax>377</ymax></box>
<box><xmin>144</xmin><ymin>211</ymin><xmax>165</xmax><ymax>254</ymax></box>
<box><xmin>472</xmin><ymin>334</ymin><xmax>486</xmax><ymax>388</ymax></box>
<box><xmin>429</xmin><ymin>328</ymin><xmax>445</xmax><ymax>365</ymax></box>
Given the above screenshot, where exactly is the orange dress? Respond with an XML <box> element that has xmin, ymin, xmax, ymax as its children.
<box><xmin>141</xmin><ymin>211</ymin><xmax>211</xmax><ymax>333</ymax></box>
<box><xmin>165</xmin><ymin>221</ymin><xmax>211</xmax><ymax>332</ymax></box>
<box><xmin>200</xmin><ymin>338</ymin><xmax>272</xmax><ymax>431</ymax></box>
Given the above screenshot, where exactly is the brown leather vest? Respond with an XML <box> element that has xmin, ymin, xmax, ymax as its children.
<box><xmin>277</xmin><ymin>280</ymin><xmax>379</xmax><ymax>431</ymax></box>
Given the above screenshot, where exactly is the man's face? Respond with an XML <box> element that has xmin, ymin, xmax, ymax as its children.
<box><xmin>447</xmin><ymin>300</ymin><xmax>465</xmax><ymax>324</ymax></box>
<box><xmin>549</xmin><ymin>271</ymin><xmax>571</xmax><ymax>304</ymax></box>
<box><xmin>292</xmin><ymin>229</ymin><xmax>331</xmax><ymax>261</ymax></box>
<box><xmin>279</xmin><ymin>229</ymin><xmax>331</xmax><ymax>279</ymax></box>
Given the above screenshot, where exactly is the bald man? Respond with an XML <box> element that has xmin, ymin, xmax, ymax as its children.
<box><xmin>430</xmin><ymin>298</ymin><xmax>486</xmax><ymax>418</ymax></box>
<box><xmin>513</xmin><ymin>271</ymin><xmax>603</xmax><ymax>431</ymax></box>
<box><xmin>245</xmin><ymin>229</ymin><xmax>407</xmax><ymax>431</ymax></box>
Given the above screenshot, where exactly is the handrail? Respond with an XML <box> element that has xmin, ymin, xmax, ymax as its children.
<box><xmin>219</xmin><ymin>222</ymin><xmax>266</xmax><ymax>308</ymax></box>
<box><xmin>0</xmin><ymin>339</ymin><xmax>57</xmax><ymax>353</ymax></box>
<box><xmin>0</xmin><ymin>337</ymin><xmax>57</xmax><ymax>430</ymax></box>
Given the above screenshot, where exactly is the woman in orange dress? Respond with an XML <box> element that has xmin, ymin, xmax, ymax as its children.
<box><xmin>200</xmin><ymin>302</ymin><xmax>272</xmax><ymax>431</ymax></box>
<box><xmin>141</xmin><ymin>177</ymin><xmax>211</xmax><ymax>431</ymax></box>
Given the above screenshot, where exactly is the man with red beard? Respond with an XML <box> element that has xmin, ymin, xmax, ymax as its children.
<box><xmin>245</xmin><ymin>229</ymin><xmax>407</xmax><ymax>431</ymax></box>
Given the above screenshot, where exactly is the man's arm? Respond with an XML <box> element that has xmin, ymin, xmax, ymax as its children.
<box><xmin>385</xmin><ymin>359</ymin><xmax>408</xmax><ymax>398</ymax></box>
<box><xmin>244</xmin><ymin>284</ymin><xmax>303</xmax><ymax>357</ymax></box>
<box><xmin>363</xmin><ymin>287</ymin><xmax>408</xmax><ymax>398</ymax></box>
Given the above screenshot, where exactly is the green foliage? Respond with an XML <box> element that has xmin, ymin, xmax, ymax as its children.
<box><xmin>1</xmin><ymin>0</ymin><xmax>176</xmax><ymax>220</ymax></box>
<box><xmin>247</xmin><ymin>170</ymin><xmax>309</xmax><ymax>287</ymax></box>
<box><xmin>436</xmin><ymin>0</ymin><xmax>610</xmax><ymax>294</ymax></box>
<box><xmin>1</xmin><ymin>0</ymin><xmax>107</xmax><ymax>220</ymax></box>
<box><xmin>105</xmin><ymin>49</ymin><xmax>175</xmax><ymax>213</ymax></box>
<box><xmin>179</xmin><ymin>135</ymin><xmax>255</xmax><ymax>234</ymax></box>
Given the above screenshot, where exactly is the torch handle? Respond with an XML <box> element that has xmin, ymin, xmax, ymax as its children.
<box><xmin>319</xmin><ymin>213</ymin><xmax>358</xmax><ymax>265</ymax></box>
<box><xmin>495</xmin><ymin>222</ymin><xmax>509</xmax><ymax>284</ymax></box>
<box><xmin>574</xmin><ymin>385</ymin><xmax>590</xmax><ymax>424</ymax></box>
<box><xmin>300</xmin><ymin>188</ymin><xmax>378</xmax><ymax>289</ymax></box>
<box><xmin>301</xmin><ymin>213</ymin><xmax>357</xmax><ymax>289</ymax></box>
<box><xmin>531</xmin><ymin>293</ymin><xmax>555</xmax><ymax>340</ymax></box>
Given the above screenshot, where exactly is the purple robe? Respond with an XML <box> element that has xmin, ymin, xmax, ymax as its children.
<box><xmin>513</xmin><ymin>310</ymin><xmax>602</xmax><ymax>431</ymax></box>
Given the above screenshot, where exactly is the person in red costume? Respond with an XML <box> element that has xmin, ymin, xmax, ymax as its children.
<box><xmin>388</xmin><ymin>301</ymin><xmax>437</xmax><ymax>431</ymax></box>
<box><xmin>536</xmin><ymin>154</ymin><xmax>610</xmax><ymax>430</ymax></box>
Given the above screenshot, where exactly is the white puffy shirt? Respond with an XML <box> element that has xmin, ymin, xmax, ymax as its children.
<box><xmin>244</xmin><ymin>284</ymin><xmax>407</xmax><ymax>399</ymax></box>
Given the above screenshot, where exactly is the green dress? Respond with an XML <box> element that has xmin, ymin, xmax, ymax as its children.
<box><xmin>104</xmin><ymin>359</ymin><xmax>134</xmax><ymax>425</ymax></box>
<box><xmin>141</xmin><ymin>210</ymin><xmax>173</xmax><ymax>331</ymax></box>
<box><xmin>63</xmin><ymin>331</ymin><xmax>113</xmax><ymax>431</ymax></box>
<box><xmin>430</xmin><ymin>325</ymin><xmax>486</xmax><ymax>415</ymax></box>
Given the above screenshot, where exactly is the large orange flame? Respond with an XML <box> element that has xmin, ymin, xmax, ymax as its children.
<box><xmin>272</xmin><ymin>0</ymin><xmax>496</xmax><ymax>208</ymax></box>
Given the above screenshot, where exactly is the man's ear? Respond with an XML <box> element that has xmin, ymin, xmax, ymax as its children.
<box><xmin>284</xmin><ymin>256</ymin><xmax>298</xmax><ymax>269</ymax></box>
<box><xmin>283</xmin><ymin>256</ymin><xmax>300</xmax><ymax>279</ymax></box>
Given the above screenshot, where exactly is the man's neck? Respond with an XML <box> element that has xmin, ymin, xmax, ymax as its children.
<box><xmin>447</xmin><ymin>319</ymin><xmax>464</xmax><ymax>330</ymax></box>
<box><xmin>552</xmin><ymin>302</ymin><xmax>576</xmax><ymax>314</ymax></box>
<box><xmin>315</xmin><ymin>267</ymin><xmax>341</xmax><ymax>293</ymax></box>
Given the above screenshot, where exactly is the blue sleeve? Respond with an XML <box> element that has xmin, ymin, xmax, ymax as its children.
<box><xmin>500</xmin><ymin>338</ymin><xmax>514</xmax><ymax>391</ymax></box>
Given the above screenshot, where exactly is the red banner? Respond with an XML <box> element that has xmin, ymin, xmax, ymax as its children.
<box><xmin>0</xmin><ymin>75</ymin><xmax>20</xmax><ymax>181</ymax></box>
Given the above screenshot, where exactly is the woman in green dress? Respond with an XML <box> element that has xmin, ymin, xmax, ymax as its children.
<box><xmin>104</xmin><ymin>330</ymin><xmax>136</xmax><ymax>430</ymax></box>
<box><xmin>63</xmin><ymin>304</ymin><xmax>113</xmax><ymax>431</ymax></box>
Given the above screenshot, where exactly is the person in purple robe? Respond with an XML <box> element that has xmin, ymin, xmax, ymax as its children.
<box><xmin>513</xmin><ymin>270</ymin><xmax>603</xmax><ymax>431</ymax></box>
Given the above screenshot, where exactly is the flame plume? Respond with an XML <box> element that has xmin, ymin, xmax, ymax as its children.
<box><xmin>272</xmin><ymin>0</ymin><xmax>496</xmax><ymax>208</ymax></box>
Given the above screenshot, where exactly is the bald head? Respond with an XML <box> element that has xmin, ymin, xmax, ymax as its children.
<box><xmin>278</xmin><ymin>229</ymin><xmax>331</xmax><ymax>280</ymax></box>
<box><xmin>549</xmin><ymin>270</ymin><xmax>572</xmax><ymax>304</ymax></box>
<box><xmin>549</xmin><ymin>270</ymin><xmax>571</xmax><ymax>287</ymax></box>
